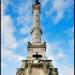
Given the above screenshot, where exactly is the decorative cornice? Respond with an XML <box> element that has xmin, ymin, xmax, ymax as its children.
<box><xmin>27</xmin><ymin>42</ymin><xmax>46</xmax><ymax>50</ymax></box>
<box><xmin>21</xmin><ymin>60</ymin><xmax>52</xmax><ymax>68</ymax></box>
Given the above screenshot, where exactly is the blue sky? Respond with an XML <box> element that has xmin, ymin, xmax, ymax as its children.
<box><xmin>1</xmin><ymin>0</ymin><xmax>74</xmax><ymax>75</ymax></box>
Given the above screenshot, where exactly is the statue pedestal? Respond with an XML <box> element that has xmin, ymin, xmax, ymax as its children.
<box><xmin>16</xmin><ymin>60</ymin><xmax>58</xmax><ymax>75</ymax></box>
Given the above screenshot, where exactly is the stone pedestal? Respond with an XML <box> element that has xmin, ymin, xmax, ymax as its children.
<box><xmin>16</xmin><ymin>60</ymin><xmax>58</xmax><ymax>75</ymax></box>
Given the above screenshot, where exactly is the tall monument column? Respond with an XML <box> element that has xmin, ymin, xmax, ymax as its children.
<box><xmin>31</xmin><ymin>1</ymin><xmax>42</xmax><ymax>44</ymax></box>
<box><xmin>16</xmin><ymin>0</ymin><xmax>59</xmax><ymax>75</ymax></box>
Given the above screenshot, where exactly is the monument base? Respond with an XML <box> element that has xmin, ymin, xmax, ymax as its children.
<box><xmin>16</xmin><ymin>60</ymin><xmax>58</xmax><ymax>75</ymax></box>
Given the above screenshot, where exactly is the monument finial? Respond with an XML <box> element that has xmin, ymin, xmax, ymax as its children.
<box><xmin>35</xmin><ymin>0</ymin><xmax>40</xmax><ymax>5</ymax></box>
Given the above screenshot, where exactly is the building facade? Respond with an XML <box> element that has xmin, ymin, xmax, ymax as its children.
<box><xmin>16</xmin><ymin>0</ymin><xmax>59</xmax><ymax>75</ymax></box>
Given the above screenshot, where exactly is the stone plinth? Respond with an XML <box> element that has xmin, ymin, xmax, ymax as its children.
<box><xmin>27</xmin><ymin>42</ymin><xmax>47</xmax><ymax>60</ymax></box>
<box><xmin>16</xmin><ymin>60</ymin><xmax>58</xmax><ymax>75</ymax></box>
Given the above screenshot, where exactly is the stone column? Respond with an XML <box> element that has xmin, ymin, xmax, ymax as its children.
<box><xmin>31</xmin><ymin>4</ymin><xmax>42</xmax><ymax>44</ymax></box>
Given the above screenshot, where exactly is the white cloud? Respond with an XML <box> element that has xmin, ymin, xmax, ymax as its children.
<box><xmin>45</xmin><ymin>0</ymin><xmax>74</xmax><ymax>23</ymax></box>
<box><xmin>1</xmin><ymin>15</ymin><xmax>17</xmax><ymax>49</ymax></box>
<box><xmin>52</xmin><ymin>0</ymin><xmax>65</xmax><ymax>23</ymax></box>
<box><xmin>17</xmin><ymin>0</ymin><xmax>32</xmax><ymax>26</ymax></box>
<box><xmin>65</xmin><ymin>67</ymin><xmax>74</xmax><ymax>75</ymax></box>
<box><xmin>46</xmin><ymin>42</ymin><xmax>65</xmax><ymax>60</ymax></box>
<box><xmin>56</xmin><ymin>51</ymin><xmax>65</xmax><ymax>60</ymax></box>
<box><xmin>1</xmin><ymin>62</ymin><xmax>7</xmax><ymax>69</ymax></box>
<box><xmin>1</xmin><ymin>0</ymin><xmax>10</xmax><ymax>7</ymax></box>
<box><xmin>19</xmin><ymin>27</ymin><xmax>31</xmax><ymax>34</ymax></box>
<box><xmin>1</xmin><ymin>0</ymin><xmax>25</xmax><ymax>67</ymax></box>
<box><xmin>1</xmin><ymin>0</ymin><xmax>32</xmax><ymax>64</ymax></box>
<box><xmin>15</xmin><ymin>0</ymin><xmax>32</xmax><ymax>43</ymax></box>
<box><xmin>58</xmin><ymin>65</ymin><xmax>74</xmax><ymax>75</ymax></box>
<box><xmin>65</xmin><ymin>27</ymin><xmax>74</xmax><ymax>51</ymax></box>
<box><xmin>46</xmin><ymin>27</ymin><xmax>74</xmax><ymax>61</ymax></box>
<box><xmin>1</xmin><ymin>46</ymin><xmax>25</xmax><ymax>62</ymax></box>
<box><xmin>1</xmin><ymin>0</ymin><xmax>17</xmax><ymax>49</ymax></box>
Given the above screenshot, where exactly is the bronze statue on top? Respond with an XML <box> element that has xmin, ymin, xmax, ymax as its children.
<box><xmin>35</xmin><ymin>0</ymin><xmax>40</xmax><ymax>5</ymax></box>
